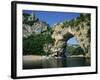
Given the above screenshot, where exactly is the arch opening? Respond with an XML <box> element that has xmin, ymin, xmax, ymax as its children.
<box><xmin>53</xmin><ymin>32</ymin><xmax>85</xmax><ymax>58</ymax></box>
<box><xmin>65</xmin><ymin>37</ymin><xmax>85</xmax><ymax>57</ymax></box>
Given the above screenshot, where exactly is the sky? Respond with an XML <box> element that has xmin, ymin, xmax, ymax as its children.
<box><xmin>67</xmin><ymin>37</ymin><xmax>79</xmax><ymax>45</ymax></box>
<box><xmin>23</xmin><ymin>10</ymin><xmax>80</xmax><ymax>45</ymax></box>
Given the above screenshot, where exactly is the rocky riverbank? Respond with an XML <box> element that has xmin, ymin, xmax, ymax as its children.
<box><xmin>23</xmin><ymin>55</ymin><xmax>90</xmax><ymax>62</ymax></box>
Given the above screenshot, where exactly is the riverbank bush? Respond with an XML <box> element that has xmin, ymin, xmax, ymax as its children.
<box><xmin>23</xmin><ymin>30</ymin><xmax>54</xmax><ymax>55</ymax></box>
<box><xmin>66</xmin><ymin>45</ymin><xmax>84</xmax><ymax>55</ymax></box>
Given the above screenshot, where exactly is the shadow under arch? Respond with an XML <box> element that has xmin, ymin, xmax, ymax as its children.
<box><xmin>63</xmin><ymin>32</ymin><xmax>74</xmax><ymax>42</ymax></box>
<box><xmin>52</xmin><ymin>31</ymin><xmax>85</xmax><ymax>58</ymax></box>
<box><xmin>59</xmin><ymin>32</ymin><xmax>81</xmax><ymax>57</ymax></box>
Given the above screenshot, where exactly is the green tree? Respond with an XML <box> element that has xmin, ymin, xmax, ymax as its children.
<box><xmin>73</xmin><ymin>46</ymin><xmax>84</xmax><ymax>55</ymax></box>
<box><xmin>23</xmin><ymin>30</ymin><xmax>54</xmax><ymax>55</ymax></box>
<box><xmin>66</xmin><ymin>45</ymin><xmax>84</xmax><ymax>55</ymax></box>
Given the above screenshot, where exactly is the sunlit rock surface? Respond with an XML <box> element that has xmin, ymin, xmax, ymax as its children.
<box><xmin>23</xmin><ymin>13</ymin><xmax>49</xmax><ymax>38</ymax></box>
<box><xmin>51</xmin><ymin>14</ymin><xmax>91</xmax><ymax>57</ymax></box>
<box><xmin>23</xmin><ymin>13</ymin><xmax>91</xmax><ymax>57</ymax></box>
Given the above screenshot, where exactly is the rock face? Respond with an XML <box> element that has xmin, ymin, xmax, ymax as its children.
<box><xmin>23</xmin><ymin>13</ymin><xmax>91</xmax><ymax>57</ymax></box>
<box><xmin>51</xmin><ymin>14</ymin><xmax>91</xmax><ymax>57</ymax></box>
<box><xmin>23</xmin><ymin>12</ymin><xmax>53</xmax><ymax>55</ymax></box>
<box><xmin>23</xmin><ymin>12</ymin><xmax>49</xmax><ymax>38</ymax></box>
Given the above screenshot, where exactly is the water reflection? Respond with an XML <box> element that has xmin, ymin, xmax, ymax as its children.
<box><xmin>23</xmin><ymin>56</ymin><xmax>90</xmax><ymax>69</ymax></box>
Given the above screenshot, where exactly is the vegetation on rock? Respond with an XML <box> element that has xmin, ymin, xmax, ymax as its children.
<box><xmin>23</xmin><ymin>12</ymin><xmax>90</xmax><ymax>57</ymax></box>
<box><xmin>66</xmin><ymin>44</ymin><xmax>85</xmax><ymax>55</ymax></box>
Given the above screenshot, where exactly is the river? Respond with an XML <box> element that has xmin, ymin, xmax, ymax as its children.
<box><xmin>23</xmin><ymin>55</ymin><xmax>90</xmax><ymax>69</ymax></box>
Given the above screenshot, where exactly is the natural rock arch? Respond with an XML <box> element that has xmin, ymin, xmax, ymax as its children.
<box><xmin>50</xmin><ymin>14</ymin><xmax>91</xmax><ymax>57</ymax></box>
<box><xmin>23</xmin><ymin>13</ymin><xmax>91</xmax><ymax>57</ymax></box>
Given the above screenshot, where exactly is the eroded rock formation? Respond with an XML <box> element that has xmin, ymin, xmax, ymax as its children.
<box><xmin>23</xmin><ymin>13</ymin><xmax>91</xmax><ymax>57</ymax></box>
<box><xmin>23</xmin><ymin>12</ymin><xmax>49</xmax><ymax>38</ymax></box>
<box><xmin>51</xmin><ymin>14</ymin><xmax>91</xmax><ymax>57</ymax></box>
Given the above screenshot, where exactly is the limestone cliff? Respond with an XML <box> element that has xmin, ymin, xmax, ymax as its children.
<box><xmin>51</xmin><ymin>14</ymin><xmax>91</xmax><ymax>57</ymax></box>
<box><xmin>23</xmin><ymin>13</ymin><xmax>49</xmax><ymax>38</ymax></box>
<box><xmin>23</xmin><ymin>13</ymin><xmax>91</xmax><ymax>57</ymax></box>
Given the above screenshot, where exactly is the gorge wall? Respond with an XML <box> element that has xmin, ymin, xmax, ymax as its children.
<box><xmin>51</xmin><ymin>14</ymin><xmax>91</xmax><ymax>57</ymax></box>
<box><xmin>23</xmin><ymin>13</ymin><xmax>91</xmax><ymax>57</ymax></box>
<box><xmin>23</xmin><ymin>13</ymin><xmax>49</xmax><ymax>38</ymax></box>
